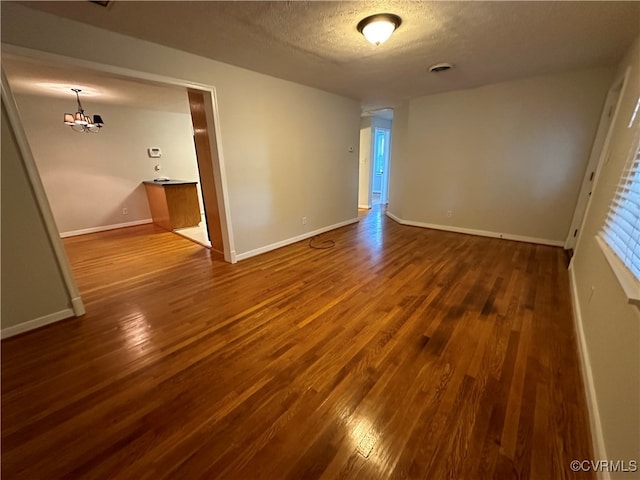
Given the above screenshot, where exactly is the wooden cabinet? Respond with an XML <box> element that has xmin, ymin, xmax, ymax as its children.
<box><xmin>143</xmin><ymin>180</ymin><xmax>201</xmax><ymax>230</ymax></box>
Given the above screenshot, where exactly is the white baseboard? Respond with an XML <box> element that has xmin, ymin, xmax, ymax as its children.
<box><xmin>358</xmin><ymin>204</ymin><xmax>371</xmax><ymax>209</ymax></box>
<box><xmin>385</xmin><ymin>211</ymin><xmax>564</xmax><ymax>247</ymax></box>
<box><xmin>235</xmin><ymin>218</ymin><xmax>359</xmax><ymax>261</ymax></box>
<box><xmin>385</xmin><ymin>211</ymin><xmax>404</xmax><ymax>224</ymax></box>
<box><xmin>568</xmin><ymin>265</ymin><xmax>609</xmax><ymax>480</ymax></box>
<box><xmin>71</xmin><ymin>296</ymin><xmax>85</xmax><ymax>316</ymax></box>
<box><xmin>60</xmin><ymin>219</ymin><xmax>153</xmax><ymax>238</ymax></box>
<box><xmin>1</xmin><ymin>308</ymin><xmax>76</xmax><ymax>339</ymax></box>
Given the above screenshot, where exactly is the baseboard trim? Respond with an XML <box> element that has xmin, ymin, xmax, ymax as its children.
<box><xmin>71</xmin><ymin>296</ymin><xmax>85</xmax><ymax>316</ymax></box>
<box><xmin>385</xmin><ymin>211</ymin><xmax>564</xmax><ymax>247</ymax></box>
<box><xmin>358</xmin><ymin>204</ymin><xmax>371</xmax><ymax>209</ymax></box>
<box><xmin>568</xmin><ymin>265</ymin><xmax>609</xmax><ymax>480</ymax></box>
<box><xmin>60</xmin><ymin>219</ymin><xmax>153</xmax><ymax>238</ymax></box>
<box><xmin>1</xmin><ymin>308</ymin><xmax>76</xmax><ymax>339</ymax></box>
<box><xmin>235</xmin><ymin>218</ymin><xmax>359</xmax><ymax>261</ymax></box>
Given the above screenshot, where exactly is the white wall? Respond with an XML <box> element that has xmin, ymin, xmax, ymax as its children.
<box><xmin>1</xmin><ymin>3</ymin><xmax>361</xmax><ymax>257</ymax></box>
<box><xmin>13</xmin><ymin>94</ymin><xmax>201</xmax><ymax>235</ymax></box>
<box><xmin>1</xmin><ymin>99</ymin><xmax>73</xmax><ymax>331</ymax></box>
<box><xmin>571</xmin><ymin>36</ymin><xmax>640</xmax><ymax>477</ymax></box>
<box><xmin>388</xmin><ymin>66</ymin><xmax>614</xmax><ymax>244</ymax></box>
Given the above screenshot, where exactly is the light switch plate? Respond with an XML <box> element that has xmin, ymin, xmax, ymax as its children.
<box><xmin>148</xmin><ymin>147</ymin><xmax>162</xmax><ymax>158</ymax></box>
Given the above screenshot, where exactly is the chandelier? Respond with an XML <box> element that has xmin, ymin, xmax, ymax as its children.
<box><xmin>63</xmin><ymin>88</ymin><xmax>104</xmax><ymax>133</ymax></box>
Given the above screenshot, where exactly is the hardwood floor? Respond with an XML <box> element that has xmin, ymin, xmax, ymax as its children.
<box><xmin>1</xmin><ymin>207</ymin><xmax>593</xmax><ymax>479</ymax></box>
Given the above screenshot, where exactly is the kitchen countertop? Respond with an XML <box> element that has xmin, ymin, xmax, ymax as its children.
<box><xmin>142</xmin><ymin>179</ymin><xmax>198</xmax><ymax>186</ymax></box>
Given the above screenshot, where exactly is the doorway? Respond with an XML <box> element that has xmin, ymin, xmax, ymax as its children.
<box><xmin>372</xmin><ymin>127</ymin><xmax>390</xmax><ymax>205</ymax></box>
<box><xmin>1</xmin><ymin>46</ymin><xmax>237</xmax><ymax>333</ymax></box>
<box><xmin>358</xmin><ymin>111</ymin><xmax>393</xmax><ymax>210</ymax></box>
<box><xmin>1</xmin><ymin>46</ymin><xmax>234</xmax><ymax>265</ymax></box>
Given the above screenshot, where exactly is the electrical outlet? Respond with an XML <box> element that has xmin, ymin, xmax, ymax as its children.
<box><xmin>446</xmin><ymin>210</ymin><xmax>452</xmax><ymax>218</ymax></box>
<box><xmin>302</xmin><ymin>216</ymin><xmax>307</xmax><ymax>225</ymax></box>
<box><xmin>122</xmin><ymin>207</ymin><xmax>128</xmax><ymax>215</ymax></box>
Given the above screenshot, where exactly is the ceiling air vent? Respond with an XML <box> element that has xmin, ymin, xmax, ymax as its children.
<box><xmin>429</xmin><ymin>63</ymin><xmax>453</xmax><ymax>73</ymax></box>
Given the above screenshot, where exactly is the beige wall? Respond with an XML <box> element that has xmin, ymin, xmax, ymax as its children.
<box><xmin>13</xmin><ymin>94</ymin><xmax>201</xmax><ymax>235</ymax></box>
<box><xmin>358</xmin><ymin>117</ymin><xmax>372</xmax><ymax>208</ymax></box>
<box><xmin>388</xmin><ymin>66</ymin><xmax>614</xmax><ymax>243</ymax></box>
<box><xmin>1</xmin><ymin>3</ymin><xmax>361</xmax><ymax>256</ymax></box>
<box><xmin>1</xmin><ymin>100</ymin><xmax>73</xmax><ymax>330</ymax></box>
<box><xmin>571</xmin><ymin>36</ymin><xmax>640</xmax><ymax>476</ymax></box>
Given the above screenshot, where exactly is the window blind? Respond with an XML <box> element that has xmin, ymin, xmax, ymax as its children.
<box><xmin>602</xmin><ymin>137</ymin><xmax>640</xmax><ymax>282</ymax></box>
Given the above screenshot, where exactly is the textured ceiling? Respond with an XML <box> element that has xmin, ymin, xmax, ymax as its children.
<box><xmin>9</xmin><ymin>1</ymin><xmax>640</xmax><ymax>111</ymax></box>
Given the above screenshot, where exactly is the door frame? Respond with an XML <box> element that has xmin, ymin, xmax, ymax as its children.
<box><xmin>1</xmin><ymin>43</ymin><xmax>236</xmax><ymax>266</ymax></box>
<box><xmin>566</xmin><ymin>69</ymin><xmax>630</xmax><ymax>253</ymax></box>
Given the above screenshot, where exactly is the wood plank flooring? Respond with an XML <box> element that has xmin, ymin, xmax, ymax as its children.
<box><xmin>1</xmin><ymin>207</ymin><xmax>593</xmax><ymax>479</ymax></box>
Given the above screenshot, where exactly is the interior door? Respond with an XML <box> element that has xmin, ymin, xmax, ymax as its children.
<box><xmin>565</xmin><ymin>78</ymin><xmax>625</xmax><ymax>250</ymax></box>
<box><xmin>187</xmin><ymin>89</ymin><xmax>224</xmax><ymax>253</ymax></box>
<box><xmin>380</xmin><ymin>129</ymin><xmax>391</xmax><ymax>204</ymax></box>
<box><xmin>373</xmin><ymin>128</ymin><xmax>386</xmax><ymax>194</ymax></box>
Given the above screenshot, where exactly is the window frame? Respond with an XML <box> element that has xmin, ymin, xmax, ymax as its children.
<box><xmin>597</xmin><ymin>119</ymin><xmax>640</xmax><ymax>307</ymax></box>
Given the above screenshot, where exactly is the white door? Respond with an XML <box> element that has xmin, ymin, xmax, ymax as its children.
<box><xmin>565</xmin><ymin>78</ymin><xmax>625</xmax><ymax>250</ymax></box>
<box><xmin>372</xmin><ymin>128</ymin><xmax>391</xmax><ymax>204</ymax></box>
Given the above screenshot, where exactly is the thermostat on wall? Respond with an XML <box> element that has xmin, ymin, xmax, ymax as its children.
<box><xmin>148</xmin><ymin>147</ymin><xmax>162</xmax><ymax>158</ymax></box>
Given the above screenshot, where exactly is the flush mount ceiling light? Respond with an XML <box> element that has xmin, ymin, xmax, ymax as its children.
<box><xmin>63</xmin><ymin>88</ymin><xmax>104</xmax><ymax>133</ymax></box>
<box><xmin>357</xmin><ymin>13</ymin><xmax>402</xmax><ymax>46</ymax></box>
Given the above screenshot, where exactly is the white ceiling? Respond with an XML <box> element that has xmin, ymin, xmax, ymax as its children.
<box><xmin>8</xmin><ymin>1</ymin><xmax>640</xmax><ymax>111</ymax></box>
<box><xmin>2</xmin><ymin>53</ymin><xmax>191</xmax><ymax>114</ymax></box>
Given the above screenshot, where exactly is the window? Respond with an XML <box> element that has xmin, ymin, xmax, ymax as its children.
<box><xmin>599</xmin><ymin>124</ymin><xmax>640</xmax><ymax>305</ymax></box>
